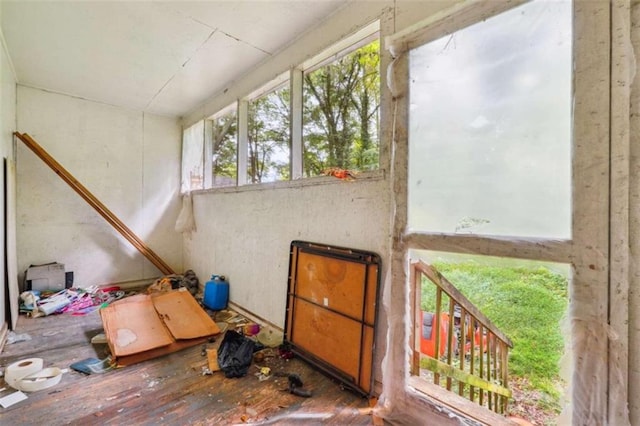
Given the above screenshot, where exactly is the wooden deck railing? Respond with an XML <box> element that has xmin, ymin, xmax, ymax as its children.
<box><xmin>411</xmin><ymin>260</ymin><xmax>513</xmax><ymax>414</ymax></box>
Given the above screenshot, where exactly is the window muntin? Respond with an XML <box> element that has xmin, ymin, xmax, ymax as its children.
<box><xmin>302</xmin><ymin>38</ymin><xmax>380</xmax><ymax>177</ymax></box>
<box><xmin>210</xmin><ymin>108</ymin><xmax>238</xmax><ymax>188</ymax></box>
<box><xmin>247</xmin><ymin>83</ymin><xmax>290</xmax><ymax>184</ymax></box>
<box><xmin>408</xmin><ymin>0</ymin><xmax>572</xmax><ymax>239</ymax></box>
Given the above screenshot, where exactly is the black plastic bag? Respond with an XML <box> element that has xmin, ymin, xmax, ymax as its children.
<box><xmin>217</xmin><ymin>330</ymin><xmax>256</xmax><ymax>378</ymax></box>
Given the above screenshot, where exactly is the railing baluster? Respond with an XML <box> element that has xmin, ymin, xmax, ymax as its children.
<box><xmin>446</xmin><ymin>298</ymin><xmax>455</xmax><ymax>391</ymax></box>
<box><xmin>434</xmin><ymin>287</ymin><xmax>442</xmax><ymax>385</ymax></box>
<box><xmin>459</xmin><ymin>308</ymin><xmax>466</xmax><ymax>397</ymax></box>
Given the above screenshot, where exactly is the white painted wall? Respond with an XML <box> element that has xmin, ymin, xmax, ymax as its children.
<box><xmin>186</xmin><ymin>178</ymin><xmax>390</xmax><ymax>325</ymax></box>
<box><xmin>0</xmin><ymin>2</ymin><xmax>17</xmax><ymax>327</ymax></box>
<box><xmin>16</xmin><ymin>86</ymin><xmax>182</xmax><ymax>288</ymax></box>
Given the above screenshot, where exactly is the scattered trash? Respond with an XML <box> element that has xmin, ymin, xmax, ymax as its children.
<box><xmin>286</xmin><ymin>373</ymin><xmax>312</xmax><ymax>398</ymax></box>
<box><xmin>0</xmin><ymin>390</ymin><xmax>28</xmax><ymax>408</ymax></box>
<box><xmin>255</xmin><ymin>366</ymin><xmax>271</xmax><ymax>382</ymax></box>
<box><xmin>206</xmin><ymin>349</ymin><xmax>220</xmax><ymax>372</ymax></box>
<box><xmin>20</xmin><ymin>287</ymin><xmax>125</xmax><ymax>317</ymax></box>
<box><xmin>215</xmin><ymin>310</ymin><xmax>238</xmax><ymax>323</ymax></box>
<box><xmin>256</xmin><ymin>328</ymin><xmax>283</xmax><ymax>348</ymax></box>
<box><xmin>20</xmin><ymin>291</ymin><xmax>39</xmax><ymax>310</ymax></box>
<box><xmin>277</xmin><ymin>344</ymin><xmax>294</xmax><ymax>360</ymax></box>
<box><xmin>147</xmin><ymin>270</ymin><xmax>199</xmax><ymax>296</ymax></box>
<box><xmin>6</xmin><ymin>331</ymin><xmax>31</xmax><ymax>345</ymax></box>
<box><xmin>217</xmin><ymin>330</ymin><xmax>257</xmax><ymax>378</ymax></box>
<box><xmin>90</xmin><ymin>333</ymin><xmax>107</xmax><ymax>344</ymax></box>
<box><xmin>243</xmin><ymin>323</ymin><xmax>260</xmax><ymax>336</ymax></box>
<box><xmin>70</xmin><ymin>357</ymin><xmax>112</xmax><ymax>375</ymax></box>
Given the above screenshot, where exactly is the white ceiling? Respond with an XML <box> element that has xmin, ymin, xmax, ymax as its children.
<box><xmin>1</xmin><ymin>0</ymin><xmax>347</xmax><ymax>117</ymax></box>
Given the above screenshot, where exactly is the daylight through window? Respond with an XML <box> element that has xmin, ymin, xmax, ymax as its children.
<box><xmin>303</xmin><ymin>39</ymin><xmax>380</xmax><ymax>177</ymax></box>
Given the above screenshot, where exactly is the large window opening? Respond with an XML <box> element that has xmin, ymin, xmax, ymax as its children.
<box><xmin>408</xmin><ymin>0</ymin><xmax>572</xmax><ymax>239</ymax></box>
<box><xmin>404</xmin><ymin>0</ymin><xmax>575</xmax><ymax>423</ymax></box>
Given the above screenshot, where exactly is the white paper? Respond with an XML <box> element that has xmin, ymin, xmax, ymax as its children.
<box><xmin>0</xmin><ymin>391</ymin><xmax>28</xmax><ymax>408</ymax></box>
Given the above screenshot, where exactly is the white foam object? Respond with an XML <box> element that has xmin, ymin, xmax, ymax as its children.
<box><xmin>4</xmin><ymin>358</ymin><xmax>65</xmax><ymax>392</ymax></box>
<box><xmin>4</xmin><ymin>358</ymin><xmax>43</xmax><ymax>388</ymax></box>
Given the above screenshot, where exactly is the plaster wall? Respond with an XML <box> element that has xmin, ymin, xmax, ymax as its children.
<box><xmin>0</xmin><ymin>5</ymin><xmax>16</xmax><ymax>327</ymax></box>
<box><xmin>186</xmin><ymin>177</ymin><xmax>390</xmax><ymax>327</ymax></box>
<box><xmin>16</xmin><ymin>86</ymin><xmax>183</xmax><ymax>288</ymax></box>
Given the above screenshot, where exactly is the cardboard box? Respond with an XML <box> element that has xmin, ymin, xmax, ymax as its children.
<box><xmin>25</xmin><ymin>262</ymin><xmax>66</xmax><ymax>291</ymax></box>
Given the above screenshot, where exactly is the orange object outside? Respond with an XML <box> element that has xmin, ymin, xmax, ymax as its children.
<box><xmin>323</xmin><ymin>167</ymin><xmax>356</xmax><ymax>180</ymax></box>
<box><xmin>420</xmin><ymin>311</ymin><xmax>456</xmax><ymax>358</ymax></box>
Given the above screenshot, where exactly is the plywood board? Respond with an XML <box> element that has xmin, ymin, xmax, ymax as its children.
<box><xmin>285</xmin><ymin>241</ymin><xmax>380</xmax><ymax>395</ymax></box>
<box><xmin>151</xmin><ymin>290</ymin><xmax>220</xmax><ymax>339</ymax></box>
<box><xmin>101</xmin><ymin>295</ymin><xmax>173</xmax><ymax>357</ymax></box>
<box><xmin>291</xmin><ymin>298</ymin><xmax>363</xmax><ymax>380</ymax></box>
<box><xmin>295</xmin><ymin>251</ymin><xmax>366</xmax><ymax>319</ymax></box>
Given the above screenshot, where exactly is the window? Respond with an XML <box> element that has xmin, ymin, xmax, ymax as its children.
<box><xmin>384</xmin><ymin>0</ymin><xmax>612</xmax><ymax>423</ymax></box>
<box><xmin>303</xmin><ymin>38</ymin><xmax>380</xmax><ymax>177</ymax></box>
<box><xmin>181</xmin><ymin>120</ymin><xmax>205</xmax><ymax>193</ymax></box>
<box><xmin>406</xmin><ymin>1</ymin><xmax>573</xmax><ymax>417</ymax></box>
<box><xmin>183</xmin><ymin>22</ymin><xmax>380</xmax><ymax>190</ymax></box>
<box><xmin>209</xmin><ymin>106</ymin><xmax>238</xmax><ymax>188</ymax></box>
<box><xmin>408</xmin><ymin>0</ymin><xmax>571</xmax><ymax>239</ymax></box>
<box><xmin>247</xmin><ymin>83</ymin><xmax>290</xmax><ymax>184</ymax></box>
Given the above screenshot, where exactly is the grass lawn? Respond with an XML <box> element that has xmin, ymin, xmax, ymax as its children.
<box><xmin>422</xmin><ymin>262</ymin><xmax>569</xmax><ymax>409</ymax></box>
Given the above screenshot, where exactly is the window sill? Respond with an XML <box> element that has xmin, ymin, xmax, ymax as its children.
<box><xmin>190</xmin><ymin>169</ymin><xmax>386</xmax><ymax>196</ymax></box>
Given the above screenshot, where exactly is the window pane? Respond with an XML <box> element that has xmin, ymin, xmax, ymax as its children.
<box><xmin>210</xmin><ymin>109</ymin><xmax>237</xmax><ymax>188</ymax></box>
<box><xmin>408</xmin><ymin>1</ymin><xmax>571</xmax><ymax>238</ymax></box>
<box><xmin>247</xmin><ymin>85</ymin><xmax>290</xmax><ymax>184</ymax></box>
<box><xmin>181</xmin><ymin>120</ymin><xmax>204</xmax><ymax>193</ymax></box>
<box><xmin>409</xmin><ymin>249</ymin><xmax>571</xmax><ymax>422</ymax></box>
<box><xmin>303</xmin><ymin>39</ymin><xmax>380</xmax><ymax>177</ymax></box>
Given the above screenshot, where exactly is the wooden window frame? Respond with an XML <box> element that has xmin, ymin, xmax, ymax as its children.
<box><xmin>385</xmin><ymin>1</ymin><xmax>622</xmax><ymax>424</ymax></box>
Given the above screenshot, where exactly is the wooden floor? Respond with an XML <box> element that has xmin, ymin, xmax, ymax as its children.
<box><xmin>0</xmin><ymin>308</ymin><xmax>375</xmax><ymax>425</ymax></box>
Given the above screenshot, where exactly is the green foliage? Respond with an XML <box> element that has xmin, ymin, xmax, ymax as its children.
<box><xmin>426</xmin><ymin>262</ymin><xmax>568</xmax><ymax>397</ymax></box>
<box><xmin>211</xmin><ymin>112</ymin><xmax>238</xmax><ymax>185</ymax></box>
<box><xmin>248</xmin><ymin>86</ymin><xmax>290</xmax><ymax>183</ymax></box>
<box><xmin>303</xmin><ymin>40</ymin><xmax>380</xmax><ymax>176</ymax></box>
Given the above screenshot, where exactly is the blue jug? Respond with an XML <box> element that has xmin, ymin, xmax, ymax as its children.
<box><xmin>203</xmin><ymin>274</ymin><xmax>229</xmax><ymax>310</ymax></box>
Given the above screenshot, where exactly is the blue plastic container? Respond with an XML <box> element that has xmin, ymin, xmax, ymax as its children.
<box><xmin>203</xmin><ymin>275</ymin><xmax>229</xmax><ymax>310</ymax></box>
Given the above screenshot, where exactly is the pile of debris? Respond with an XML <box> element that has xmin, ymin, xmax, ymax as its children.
<box><xmin>19</xmin><ymin>286</ymin><xmax>126</xmax><ymax>318</ymax></box>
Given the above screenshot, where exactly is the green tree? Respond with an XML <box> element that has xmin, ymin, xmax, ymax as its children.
<box><xmin>248</xmin><ymin>86</ymin><xmax>290</xmax><ymax>183</ymax></box>
<box><xmin>211</xmin><ymin>112</ymin><xmax>237</xmax><ymax>186</ymax></box>
<box><xmin>303</xmin><ymin>40</ymin><xmax>380</xmax><ymax>176</ymax></box>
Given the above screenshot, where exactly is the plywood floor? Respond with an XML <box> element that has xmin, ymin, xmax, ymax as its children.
<box><xmin>0</xmin><ymin>308</ymin><xmax>375</xmax><ymax>425</ymax></box>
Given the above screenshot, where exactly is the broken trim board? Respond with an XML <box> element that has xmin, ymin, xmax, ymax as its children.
<box><xmin>13</xmin><ymin>132</ymin><xmax>175</xmax><ymax>275</ymax></box>
<box><xmin>100</xmin><ymin>290</ymin><xmax>221</xmax><ymax>366</ymax></box>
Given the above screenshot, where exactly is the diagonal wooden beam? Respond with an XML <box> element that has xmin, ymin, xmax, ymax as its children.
<box><xmin>14</xmin><ymin>132</ymin><xmax>175</xmax><ymax>276</ymax></box>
